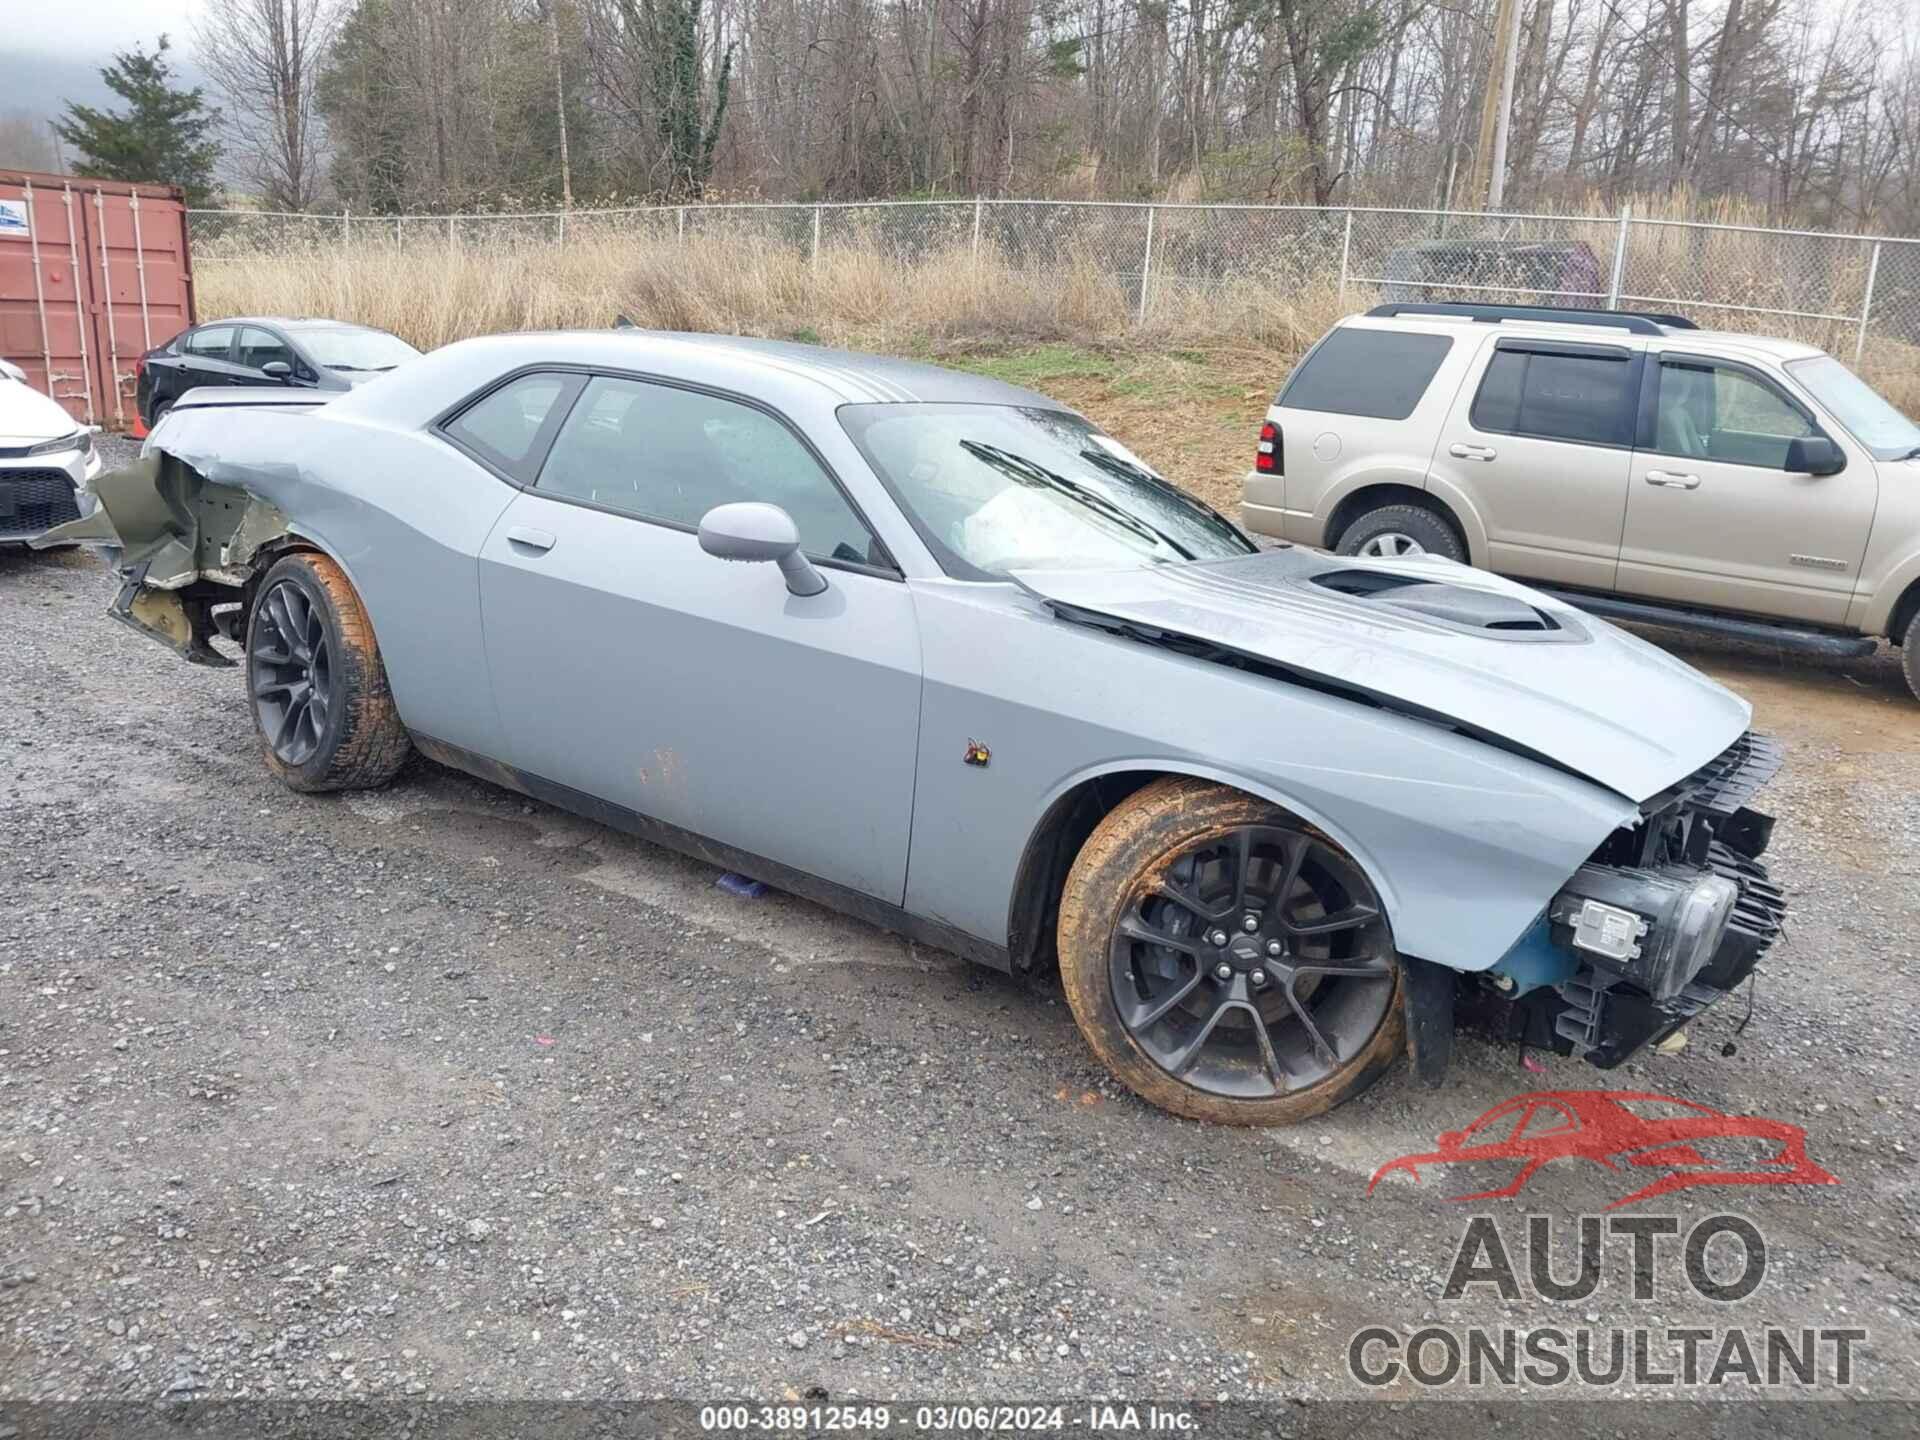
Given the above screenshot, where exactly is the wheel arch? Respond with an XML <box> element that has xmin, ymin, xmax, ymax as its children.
<box><xmin>1326</xmin><ymin>483</ymin><xmax>1474</xmax><ymax>561</ymax></box>
<box><xmin>1004</xmin><ymin>759</ymin><xmax>1404</xmax><ymax>978</ymax></box>
<box><xmin>240</xmin><ymin>531</ymin><xmax>375</xmax><ymax>643</ymax></box>
<box><xmin>1887</xmin><ymin>574</ymin><xmax>1920</xmax><ymax>647</ymax></box>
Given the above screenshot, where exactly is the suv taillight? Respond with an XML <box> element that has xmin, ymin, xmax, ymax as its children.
<box><xmin>1255</xmin><ymin>420</ymin><xmax>1281</xmax><ymax>474</ymax></box>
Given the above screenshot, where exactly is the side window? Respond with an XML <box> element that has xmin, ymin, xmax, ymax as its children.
<box><xmin>1462</xmin><ymin>1102</ymin><xmax>1528</xmax><ymax>1144</ymax></box>
<box><xmin>1516</xmin><ymin>1102</ymin><xmax>1575</xmax><ymax>1140</ymax></box>
<box><xmin>1279</xmin><ymin>328</ymin><xmax>1453</xmax><ymax>421</ymax></box>
<box><xmin>443</xmin><ymin>373</ymin><xmax>575</xmax><ymax>480</ymax></box>
<box><xmin>537</xmin><ymin>376</ymin><xmax>883</xmax><ymax>567</ymax></box>
<box><xmin>1653</xmin><ymin>360</ymin><xmax>1814</xmax><ymax>469</ymax></box>
<box><xmin>183</xmin><ymin>326</ymin><xmax>235</xmax><ymax>361</ymax></box>
<box><xmin>1470</xmin><ymin>344</ymin><xmax>1635</xmax><ymax>446</ymax></box>
<box><xmin>237</xmin><ymin>326</ymin><xmax>292</xmax><ymax>372</ymax></box>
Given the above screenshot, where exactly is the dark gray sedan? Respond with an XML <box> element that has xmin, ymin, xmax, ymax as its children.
<box><xmin>136</xmin><ymin>317</ymin><xmax>420</xmax><ymax>428</ymax></box>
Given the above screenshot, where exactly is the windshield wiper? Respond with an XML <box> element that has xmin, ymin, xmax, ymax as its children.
<box><xmin>959</xmin><ymin>441</ymin><xmax>1195</xmax><ymax>558</ymax></box>
<box><xmin>1076</xmin><ymin>447</ymin><xmax>1254</xmax><ymax>552</ymax></box>
<box><xmin>1899</xmin><ymin>445</ymin><xmax>1920</xmax><ymax>461</ymax></box>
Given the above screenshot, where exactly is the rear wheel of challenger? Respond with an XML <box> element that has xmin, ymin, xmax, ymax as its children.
<box><xmin>1336</xmin><ymin>503</ymin><xmax>1465</xmax><ymax>562</ymax></box>
<box><xmin>1057</xmin><ymin>778</ymin><xmax>1403</xmax><ymax>1125</ymax></box>
<box><xmin>246</xmin><ymin>552</ymin><xmax>411</xmax><ymax>792</ymax></box>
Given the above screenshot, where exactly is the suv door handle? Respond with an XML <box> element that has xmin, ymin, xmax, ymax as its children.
<box><xmin>1449</xmin><ymin>442</ymin><xmax>1497</xmax><ymax>461</ymax></box>
<box><xmin>505</xmin><ymin>526</ymin><xmax>556</xmax><ymax>553</ymax></box>
<box><xmin>1645</xmin><ymin>470</ymin><xmax>1700</xmax><ymax>489</ymax></box>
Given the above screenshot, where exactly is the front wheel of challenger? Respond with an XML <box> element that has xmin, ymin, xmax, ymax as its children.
<box><xmin>1057</xmin><ymin>777</ymin><xmax>1404</xmax><ymax>1125</ymax></box>
<box><xmin>246</xmin><ymin>552</ymin><xmax>412</xmax><ymax>792</ymax></box>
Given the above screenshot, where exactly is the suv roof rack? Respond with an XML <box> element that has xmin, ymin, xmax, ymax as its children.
<box><xmin>1364</xmin><ymin>302</ymin><xmax>1698</xmax><ymax>336</ymax></box>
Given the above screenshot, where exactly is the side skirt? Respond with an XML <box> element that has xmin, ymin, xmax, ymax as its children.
<box><xmin>412</xmin><ymin>733</ymin><xmax>1014</xmax><ymax>973</ymax></box>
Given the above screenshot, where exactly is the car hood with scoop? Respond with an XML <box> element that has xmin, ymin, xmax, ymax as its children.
<box><xmin>1011</xmin><ymin>547</ymin><xmax>1749</xmax><ymax>803</ymax></box>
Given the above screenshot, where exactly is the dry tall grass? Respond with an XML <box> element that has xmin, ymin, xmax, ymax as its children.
<box><xmin>195</xmin><ymin>226</ymin><xmax>1917</xmax><ymax>447</ymax></box>
<box><xmin>196</xmin><ymin>230</ymin><xmax>1351</xmax><ymax>360</ymax></box>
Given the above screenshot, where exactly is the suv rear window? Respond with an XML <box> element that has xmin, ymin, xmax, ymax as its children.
<box><xmin>1470</xmin><ymin>343</ymin><xmax>1636</xmax><ymax>447</ymax></box>
<box><xmin>1279</xmin><ymin>328</ymin><xmax>1453</xmax><ymax>421</ymax></box>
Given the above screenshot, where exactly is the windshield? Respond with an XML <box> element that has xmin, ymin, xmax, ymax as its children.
<box><xmin>839</xmin><ymin>403</ymin><xmax>1256</xmax><ymax>578</ymax></box>
<box><xmin>293</xmin><ymin>326</ymin><xmax>420</xmax><ymax>373</ymax></box>
<box><xmin>1785</xmin><ymin>355</ymin><xmax>1920</xmax><ymax>460</ymax></box>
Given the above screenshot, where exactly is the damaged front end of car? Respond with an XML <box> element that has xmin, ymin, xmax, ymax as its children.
<box><xmin>1009</xmin><ymin>546</ymin><xmax>1787</xmax><ymax>1081</ymax></box>
<box><xmin>1472</xmin><ymin>731</ymin><xmax>1787</xmax><ymax>1067</ymax></box>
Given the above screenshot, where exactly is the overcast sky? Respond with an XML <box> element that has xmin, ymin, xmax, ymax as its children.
<box><xmin>0</xmin><ymin>0</ymin><xmax>215</xmax><ymax>151</ymax></box>
<box><xmin>9</xmin><ymin>0</ymin><xmax>209</xmax><ymax>58</ymax></box>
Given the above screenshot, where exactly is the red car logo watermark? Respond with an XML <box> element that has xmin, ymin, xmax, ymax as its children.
<box><xmin>1368</xmin><ymin>1090</ymin><xmax>1837</xmax><ymax>1210</ymax></box>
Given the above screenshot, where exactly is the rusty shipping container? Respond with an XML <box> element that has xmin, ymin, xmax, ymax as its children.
<box><xmin>0</xmin><ymin>169</ymin><xmax>195</xmax><ymax>430</ymax></box>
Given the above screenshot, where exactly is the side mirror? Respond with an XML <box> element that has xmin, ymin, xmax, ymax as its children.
<box><xmin>1784</xmin><ymin>435</ymin><xmax>1844</xmax><ymax>476</ymax></box>
<box><xmin>697</xmin><ymin>502</ymin><xmax>827</xmax><ymax>597</ymax></box>
<box><xmin>261</xmin><ymin>360</ymin><xmax>292</xmax><ymax>382</ymax></box>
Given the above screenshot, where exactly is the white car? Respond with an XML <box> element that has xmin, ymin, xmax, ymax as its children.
<box><xmin>0</xmin><ymin>359</ymin><xmax>102</xmax><ymax>544</ymax></box>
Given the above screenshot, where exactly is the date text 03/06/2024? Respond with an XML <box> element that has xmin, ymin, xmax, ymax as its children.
<box><xmin>696</xmin><ymin>1404</ymin><xmax>1199</xmax><ymax>1432</ymax></box>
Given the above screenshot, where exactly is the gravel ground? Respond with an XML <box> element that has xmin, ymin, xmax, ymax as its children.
<box><xmin>3</xmin><ymin>451</ymin><xmax>1917</xmax><ymax>1404</ymax></box>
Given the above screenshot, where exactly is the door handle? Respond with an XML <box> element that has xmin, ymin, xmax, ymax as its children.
<box><xmin>505</xmin><ymin>526</ymin><xmax>556</xmax><ymax>553</ymax></box>
<box><xmin>1645</xmin><ymin>470</ymin><xmax>1700</xmax><ymax>489</ymax></box>
<box><xmin>1449</xmin><ymin>442</ymin><xmax>1497</xmax><ymax>461</ymax></box>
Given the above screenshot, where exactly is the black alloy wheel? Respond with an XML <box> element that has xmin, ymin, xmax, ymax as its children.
<box><xmin>1110</xmin><ymin>824</ymin><xmax>1396</xmax><ymax>1100</ymax></box>
<box><xmin>250</xmin><ymin>577</ymin><xmax>335</xmax><ymax>767</ymax></box>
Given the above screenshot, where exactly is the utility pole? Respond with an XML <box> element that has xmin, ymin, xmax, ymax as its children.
<box><xmin>1486</xmin><ymin>0</ymin><xmax>1524</xmax><ymax>209</ymax></box>
<box><xmin>548</xmin><ymin>0</ymin><xmax>574</xmax><ymax>210</ymax></box>
<box><xmin>1467</xmin><ymin>0</ymin><xmax>1524</xmax><ymax>210</ymax></box>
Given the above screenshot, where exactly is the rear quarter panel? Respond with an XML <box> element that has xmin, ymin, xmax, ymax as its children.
<box><xmin>1262</xmin><ymin>318</ymin><xmax>1485</xmax><ymax>549</ymax></box>
<box><xmin>151</xmin><ymin>403</ymin><xmax>518</xmax><ymax>758</ymax></box>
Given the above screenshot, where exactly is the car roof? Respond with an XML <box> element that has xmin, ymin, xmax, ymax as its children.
<box><xmin>195</xmin><ymin>317</ymin><xmax>391</xmax><ymax>335</ymax></box>
<box><xmin>1346</xmin><ymin>310</ymin><xmax>1827</xmax><ymax>362</ymax></box>
<box><xmin>420</xmin><ymin>329</ymin><xmax>1063</xmax><ymax>408</ymax></box>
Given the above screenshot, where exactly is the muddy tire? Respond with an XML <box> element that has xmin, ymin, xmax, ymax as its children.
<box><xmin>1057</xmin><ymin>777</ymin><xmax>1404</xmax><ymax>1126</ymax></box>
<box><xmin>1335</xmin><ymin>502</ymin><xmax>1466</xmax><ymax>562</ymax></box>
<box><xmin>246</xmin><ymin>552</ymin><xmax>411</xmax><ymax>793</ymax></box>
<box><xmin>1903</xmin><ymin>609</ymin><xmax>1920</xmax><ymax>704</ymax></box>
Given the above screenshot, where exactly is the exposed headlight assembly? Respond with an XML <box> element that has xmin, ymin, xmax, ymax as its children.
<box><xmin>1548</xmin><ymin>866</ymin><xmax>1740</xmax><ymax>1001</ymax></box>
<box><xmin>26</xmin><ymin>428</ymin><xmax>93</xmax><ymax>459</ymax></box>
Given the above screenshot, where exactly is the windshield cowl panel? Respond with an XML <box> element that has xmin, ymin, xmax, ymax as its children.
<box><xmin>840</xmin><ymin>401</ymin><xmax>1256</xmax><ymax>580</ymax></box>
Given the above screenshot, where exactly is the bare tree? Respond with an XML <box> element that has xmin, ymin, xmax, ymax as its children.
<box><xmin>0</xmin><ymin>110</ymin><xmax>60</xmax><ymax>172</ymax></box>
<box><xmin>197</xmin><ymin>0</ymin><xmax>340</xmax><ymax>209</ymax></box>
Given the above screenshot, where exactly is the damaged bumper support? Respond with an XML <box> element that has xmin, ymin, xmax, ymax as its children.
<box><xmin>35</xmin><ymin>450</ymin><xmax>291</xmax><ymax>666</ymax></box>
<box><xmin>1479</xmin><ymin>733</ymin><xmax>1787</xmax><ymax>1067</ymax></box>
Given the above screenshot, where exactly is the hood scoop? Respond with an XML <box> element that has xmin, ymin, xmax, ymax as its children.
<box><xmin>1310</xmin><ymin>569</ymin><xmax>1572</xmax><ymax>639</ymax></box>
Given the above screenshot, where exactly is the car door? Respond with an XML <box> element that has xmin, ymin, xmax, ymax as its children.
<box><xmin>235</xmin><ymin>325</ymin><xmax>298</xmax><ymax>387</ymax></box>
<box><xmin>1428</xmin><ymin>334</ymin><xmax>1641</xmax><ymax>591</ymax></box>
<box><xmin>175</xmin><ymin>324</ymin><xmax>248</xmax><ymax>395</ymax></box>
<box><xmin>1619</xmin><ymin>352</ymin><xmax>1876</xmax><ymax>624</ymax></box>
<box><xmin>474</xmin><ymin>371</ymin><xmax>923</xmax><ymax>904</ymax></box>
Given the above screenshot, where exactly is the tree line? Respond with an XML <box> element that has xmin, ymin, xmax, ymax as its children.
<box><xmin>23</xmin><ymin>0</ymin><xmax>1920</xmax><ymax>233</ymax></box>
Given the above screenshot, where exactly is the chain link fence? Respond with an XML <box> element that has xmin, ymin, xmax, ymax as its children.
<box><xmin>188</xmin><ymin>200</ymin><xmax>1920</xmax><ymax>360</ymax></box>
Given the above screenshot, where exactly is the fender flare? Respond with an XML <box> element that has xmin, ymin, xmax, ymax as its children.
<box><xmin>1008</xmin><ymin>755</ymin><xmax>1407</xmax><ymax>957</ymax></box>
<box><xmin>1415</xmin><ymin>474</ymin><xmax>1490</xmax><ymax>566</ymax></box>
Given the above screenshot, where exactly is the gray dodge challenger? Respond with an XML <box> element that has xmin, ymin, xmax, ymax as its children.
<box><xmin>46</xmin><ymin>331</ymin><xmax>1786</xmax><ymax>1125</ymax></box>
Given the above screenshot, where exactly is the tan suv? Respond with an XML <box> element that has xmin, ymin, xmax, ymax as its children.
<box><xmin>1241</xmin><ymin>302</ymin><xmax>1920</xmax><ymax>698</ymax></box>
